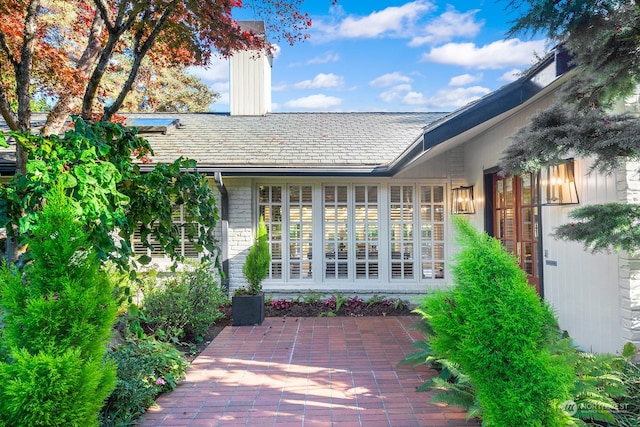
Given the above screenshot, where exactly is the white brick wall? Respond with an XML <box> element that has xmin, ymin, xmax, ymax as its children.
<box><xmin>225</xmin><ymin>178</ymin><xmax>254</xmax><ymax>291</ymax></box>
<box><xmin>619</xmin><ymin>161</ymin><xmax>640</xmax><ymax>348</ymax></box>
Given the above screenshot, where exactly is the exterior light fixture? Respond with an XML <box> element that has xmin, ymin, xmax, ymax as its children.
<box><xmin>451</xmin><ymin>185</ymin><xmax>475</xmax><ymax>214</ymax></box>
<box><xmin>540</xmin><ymin>159</ymin><xmax>579</xmax><ymax>205</ymax></box>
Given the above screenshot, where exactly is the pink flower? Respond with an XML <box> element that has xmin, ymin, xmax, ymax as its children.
<box><xmin>155</xmin><ymin>377</ymin><xmax>166</xmax><ymax>386</ymax></box>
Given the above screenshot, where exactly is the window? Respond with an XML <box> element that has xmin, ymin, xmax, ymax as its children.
<box><xmin>289</xmin><ymin>185</ymin><xmax>313</xmax><ymax>279</ymax></box>
<box><xmin>419</xmin><ymin>185</ymin><xmax>445</xmax><ymax>279</ymax></box>
<box><xmin>257</xmin><ymin>182</ymin><xmax>445</xmax><ymax>284</ymax></box>
<box><xmin>258</xmin><ymin>185</ymin><xmax>284</xmax><ymax>279</ymax></box>
<box><xmin>323</xmin><ymin>185</ymin><xmax>380</xmax><ymax>280</ymax></box>
<box><xmin>132</xmin><ymin>204</ymin><xmax>199</xmax><ymax>261</ymax></box>
<box><xmin>324</xmin><ymin>185</ymin><xmax>349</xmax><ymax>279</ymax></box>
<box><xmin>355</xmin><ymin>185</ymin><xmax>379</xmax><ymax>279</ymax></box>
<box><xmin>389</xmin><ymin>186</ymin><xmax>414</xmax><ymax>279</ymax></box>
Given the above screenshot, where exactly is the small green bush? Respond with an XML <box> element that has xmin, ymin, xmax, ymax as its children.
<box><xmin>99</xmin><ymin>335</ymin><xmax>187</xmax><ymax>426</ymax></box>
<box><xmin>423</xmin><ymin>217</ymin><xmax>575</xmax><ymax>426</ymax></box>
<box><xmin>142</xmin><ymin>262</ymin><xmax>228</xmax><ymax>342</ymax></box>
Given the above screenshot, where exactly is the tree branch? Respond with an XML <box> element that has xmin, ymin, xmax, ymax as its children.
<box><xmin>42</xmin><ymin>11</ymin><xmax>107</xmax><ymax>135</ymax></box>
<box><xmin>102</xmin><ymin>1</ymin><xmax>179</xmax><ymax>121</ymax></box>
<box><xmin>0</xmin><ymin>29</ymin><xmax>18</xmax><ymax>68</ymax></box>
<box><xmin>83</xmin><ymin>0</ymin><xmax>152</xmax><ymax>119</ymax></box>
<box><xmin>0</xmin><ymin>80</ymin><xmax>18</xmax><ymax>130</ymax></box>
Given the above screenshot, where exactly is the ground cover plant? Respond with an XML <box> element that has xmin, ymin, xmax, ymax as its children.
<box><xmin>265</xmin><ymin>294</ymin><xmax>411</xmax><ymax>318</ymax></box>
<box><xmin>99</xmin><ymin>335</ymin><xmax>187</xmax><ymax>427</ymax></box>
<box><xmin>0</xmin><ymin>185</ymin><xmax>117</xmax><ymax>426</ymax></box>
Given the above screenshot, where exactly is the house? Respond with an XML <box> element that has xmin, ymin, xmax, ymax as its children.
<box><xmin>1</xmin><ymin>34</ymin><xmax>638</xmax><ymax>355</ymax></box>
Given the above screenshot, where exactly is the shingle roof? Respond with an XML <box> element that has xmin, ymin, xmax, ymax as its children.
<box><xmin>1</xmin><ymin>112</ymin><xmax>445</xmax><ymax>175</ymax></box>
<box><xmin>126</xmin><ymin>112</ymin><xmax>445</xmax><ymax>174</ymax></box>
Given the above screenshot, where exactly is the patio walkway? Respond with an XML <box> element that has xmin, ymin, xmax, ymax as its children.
<box><xmin>140</xmin><ymin>316</ymin><xmax>480</xmax><ymax>427</ymax></box>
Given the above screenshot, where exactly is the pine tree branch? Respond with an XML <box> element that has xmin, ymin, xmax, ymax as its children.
<box><xmin>554</xmin><ymin>203</ymin><xmax>640</xmax><ymax>253</ymax></box>
<box><xmin>499</xmin><ymin>101</ymin><xmax>640</xmax><ymax>175</ymax></box>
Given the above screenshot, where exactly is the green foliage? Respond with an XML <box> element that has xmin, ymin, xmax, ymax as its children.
<box><xmin>100</xmin><ymin>335</ymin><xmax>187</xmax><ymax>427</ymax></box>
<box><xmin>407</xmin><ymin>292</ymin><xmax>638</xmax><ymax>426</ymax></box>
<box><xmin>553</xmin><ymin>203</ymin><xmax>640</xmax><ymax>253</ymax></box>
<box><xmin>506</xmin><ymin>0</ymin><xmax>640</xmax><ymax>109</ymax></box>
<box><xmin>0</xmin><ymin>184</ymin><xmax>117</xmax><ymax>426</ymax></box>
<box><xmin>141</xmin><ymin>262</ymin><xmax>229</xmax><ymax>343</ymax></box>
<box><xmin>400</xmin><ymin>314</ymin><xmax>482</xmax><ymax>421</ymax></box>
<box><xmin>500</xmin><ymin>0</ymin><xmax>640</xmax><ymax>253</ymax></box>
<box><xmin>423</xmin><ymin>217</ymin><xmax>575</xmax><ymax>426</ymax></box>
<box><xmin>0</xmin><ymin>348</ymin><xmax>115</xmax><ymax>427</ymax></box>
<box><xmin>0</xmin><ymin>118</ymin><xmax>220</xmax><ymax>272</ymax></box>
<box><xmin>302</xmin><ymin>291</ymin><xmax>323</xmax><ymax>305</ymax></box>
<box><xmin>241</xmin><ymin>216</ymin><xmax>271</xmax><ymax>295</ymax></box>
<box><xmin>614</xmin><ymin>357</ymin><xmax>640</xmax><ymax>427</ymax></box>
<box><xmin>500</xmin><ymin>102</ymin><xmax>640</xmax><ymax>176</ymax></box>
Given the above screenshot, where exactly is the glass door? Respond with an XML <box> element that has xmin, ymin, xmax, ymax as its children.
<box><xmin>493</xmin><ymin>173</ymin><xmax>540</xmax><ymax>293</ymax></box>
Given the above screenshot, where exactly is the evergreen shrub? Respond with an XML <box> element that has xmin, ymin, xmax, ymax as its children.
<box><xmin>142</xmin><ymin>262</ymin><xmax>228</xmax><ymax>342</ymax></box>
<box><xmin>0</xmin><ymin>184</ymin><xmax>117</xmax><ymax>426</ymax></box>
<box><xmin>241</xmin><ymin>216</ymin><xmax>270</xmax><ymax>295</ymax></box>
<box><xmin>422</xmin><ymin>217</ymin><xmax>575</xmax><ymax>426</ymax></box>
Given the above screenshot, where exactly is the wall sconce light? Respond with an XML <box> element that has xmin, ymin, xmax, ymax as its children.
<box><xmin>451</xmin><ymin>185</ymin><xmax>475</xmax><ymax>214</ymax></box>
<box><xmin>540</xmin><ymin>159</ymin><xmax>579</xmax><ymax>205</ymax></box>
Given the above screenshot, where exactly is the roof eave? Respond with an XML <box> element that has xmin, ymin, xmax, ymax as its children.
<box><xmin>386</xmin><ymin>48</ymin><xmax>571</xmax><ymax>176</ymax></box>
<box><xmin>139</xmin><ymin>164</ymin><xmax>391</xmax><ymax>177</ymax></box>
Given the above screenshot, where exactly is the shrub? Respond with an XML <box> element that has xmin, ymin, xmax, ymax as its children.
<box><xmin>401</xmin><ymin>314</ymin><xmax>482</xmax><ymax>421</ymax></box>
<box><xmin>0</xmin><ymin>184</ymin><xmax>117</xmax><ymax>426</ymax></box>
<box><xmin>142</xmin><ymin>262</ymin><xmax>228</xmax><ymax>343</ymax></box>
<box><xmin>241</xmin><ymin>216</ymin><xmax>270</xmax><ymax>295</ymax></box>
<box><xmin>100</xmin><ymin>335</ymin><xmax>187</xmax><ymax>426</ymax></box>
<box><xmin>422</xmin><ymin>217</ymin><xmax>574</xmax><ymax>426</ymax></box>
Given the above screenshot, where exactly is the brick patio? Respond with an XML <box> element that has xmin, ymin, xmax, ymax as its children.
<box><xmin>139</xmin><ymin>316</ymin><xmax>480</xmax><ymax>426</ymax></box>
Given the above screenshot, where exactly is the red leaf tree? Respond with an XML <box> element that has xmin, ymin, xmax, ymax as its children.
<box><xmin>0</xmin><ymin>0</ymin><xmax>313</xmax><ymax>173</ymax></box>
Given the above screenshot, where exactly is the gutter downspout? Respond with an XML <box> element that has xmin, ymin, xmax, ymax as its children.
<box><xmin>214</xmin><ymin>172</ymin><xmax>230</xmax><ymax>292</ymax></box>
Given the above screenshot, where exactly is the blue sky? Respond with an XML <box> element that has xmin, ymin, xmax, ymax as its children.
<box><xmin>190</xmin><ymin>0</ymin><xmax>548</xmax><ymax>113</ymax></box>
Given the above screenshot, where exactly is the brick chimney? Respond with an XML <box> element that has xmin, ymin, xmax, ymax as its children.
<box><xmin>230</xmin><ymin>21</ymin><xmax>272</xmax><ymax>116</ymax></box>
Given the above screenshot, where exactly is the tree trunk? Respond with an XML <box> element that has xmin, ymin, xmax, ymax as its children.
<box><xmin>42</xmin><ymin>12</ymin><xmax>106</xmax><ymax>136</ymax></box>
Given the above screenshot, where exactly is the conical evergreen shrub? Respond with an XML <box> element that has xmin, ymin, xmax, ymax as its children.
<box><xmin>0</xmin><ymin>184</ymin><xmax>117</xmax><ymax>426</ymax></box>
<box><xmin>423</xmin><ymin>217</ymin><xmax>575</xmax><ymax>426</ymax></box>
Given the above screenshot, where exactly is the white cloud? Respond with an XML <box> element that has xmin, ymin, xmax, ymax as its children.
<box><xmin>449</xmin><ymin>73</ymin><xmax>483</xmax><ymax>86</ymax></box>
<box><xmin>370</xmin><ymin>72</ymin><xmax>413</xmax><ymax>88</ymax></box>
<box><xmin>187</xmin><ymin>57</ymin><xmax>229</xmax><ymax>84</ymax></box>
<box><xmin>378</xmin><ymin>84</ymin><xmax>412</xmax><ymax>103</ymax></box>
<box><xmin>421</xmin><ymin>38</ymin><xmax>548</xmax><ymax>69</ymax></box>
<box><xmin>498</xmin><ymin>68</ymin><xmax>522</xmax><ymax>82</ymax></box>
<box><xmin>284</xmin><ymin>94</ymin><xmax>343</xmax><ymax>109</ymax></box>
<box><xmin>188</xmin><ymin>57</ymin><xmax>230</xmax><ymax>110</ymax></box>
<box><xmin>403</xmin><ymin>91</ymin><xmax>429</xmax><ymax>105</ymax></box>
<box><xmin>409</xmin><ymin>8</ymin><xmax>483</xmax><ymax>47</ymax></box>
<box><xmin>425</xmin><ymin>86</ymin><xmax>491</xmax><ymax>109</ymax></box>
<box><xmin>294</xmin><ymin>73</ymin><xmax>344</xmax><ymax>89</ymax></box>
<box><xmin>307</xmin><ymin>52</ymin><xmax>340</xmax><ymax>64</ymax></box>
<box><xmin>321</xmin><ymin>1</ymin><xmax>435</xmax><ymax>39</ymax></box>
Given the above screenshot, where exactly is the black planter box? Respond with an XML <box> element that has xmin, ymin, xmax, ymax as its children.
<box><xmin>231</xmin><ymin>294</ymin><xmax>265</xmax><ymax>326</ymax></box>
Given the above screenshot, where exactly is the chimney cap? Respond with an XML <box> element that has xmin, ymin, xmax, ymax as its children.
<box><xmin>237</xmin><ymin>20</ymin><xmax>266</xmax><ymax>35</ymax></box>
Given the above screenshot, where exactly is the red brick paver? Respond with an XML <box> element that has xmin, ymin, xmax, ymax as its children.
<box><xmin>140</xmin><ymin>316</ymin><xmax>479</xmax><ymax>427</ymax></box>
